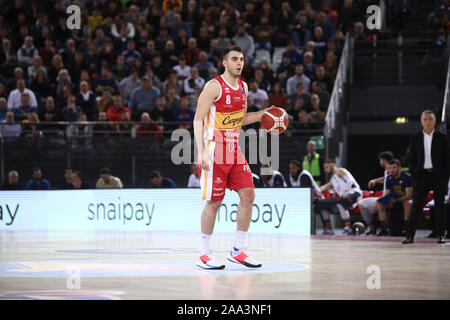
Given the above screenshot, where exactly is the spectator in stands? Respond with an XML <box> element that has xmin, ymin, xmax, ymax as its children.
<box><xmin>26</xmin><ymin>167</ymin><xmax>50</xmax><ymax>190</ymax></box>
<box><xmin>248</xmin><ymin>80</ymin><xmax>268</xmax><ymax>110</ymax></box>
<box><xmin>118</xmin><ymin>68</ymin><xmax>141</xmax><ymax>107</ymax></box>
<box><xmin>310</xmin><ymin>94</ymin><xmax>326</xmax><ymax>121</ymax></box>
<box><xmin>28</xmin><ymin>56</ymin><xmax>46</xmax><ymax>80</ymax></box>
<box><xmin>286</xmin><ymin>64</ymin><xmax>311</xmax><ymax>97</ymax></box>
<box><xmin>0</xmin><ymin>84</ymin><xmax>6</xmax><ymax>100</ymax></box>
<box><xmin>171</xmin><ymin>12</ymin><xmax>192</xmax><ymax>40</ymax></box>
<box><xmin>107</xmin><ymin>96</ymin><xmax>131</xmax><ymax>122</ymax></box>
<box><xmin>377</xmin><ymin>159</ymin><xmax>413</xmax><ymax>237</ymax></box>
<box><xmin>75</xmin><ymin>81</ymin><xmax>97</xmax><ymax>121</ymax></box>
<box><xmin>150</xmin><ymin>170</ymin><xmax>177</xmax><ymax>188</ymax></box>
<box><xmin>173</xmin><ymin>96</ymin><xmax>194</xmax><ymax>130</ymax></box>
<box><xmin>71</xmin><ymin>170</ymin><xmax>91</xmax><ymax>189</ymax></box>
<box><xmin>183</xmin><ymin>67</ymin><xmax>205</xmax><ymax>95</ymax></box>
<box><xmin>323</xmin><ymin>51</ymin><xmax>338</xmax><ymax>81</ymax></box>
<box><xmin>312</xmin><ymin>26</ymin><xmax>328</xmax><ymax>58</ymax></box>
<box><xmin>162</xmin><ymin>70</ymin><xmax>183</xmax><ymax>96</ymax></box>
<box><xmin>41</xmin><ymin>96</ymin><xmax>59</xmax><ymax>122</ymax></box>
<box><xmin>48</xmin><ymin>54</ymin><xmax>64</xmax><ymax>83</ymax></box>
<box><xmin>166</xmin><ymin>87</ymin><xmax>181</xmax><ymax>112</ymax></box>
<box><xmin>187</xmin><ymin>164</ymin><xmax>200</xmax><ymax>188</ymax></box>
<box><xmin>93</xmin><ymin>111</ymin><xmax>113</xmax><ymax>138</ymax></box>
<box><xmin>260</xmin><ymin>164</ymin><xmax>287</xmax><ymax>187</ymax></box>
<box><xmin>314</xmin><ymin>11</ymin><xmax>335</xmax><ymax>41</ymax></box>
<box><xmin>111</xmin><ymin>55</ymin><xmax>130</xmax><ymax>82</ymax></box>
<box><xmin>13</xmin><ymin>93</ymin><xmax>38</xmax><ymax>122</ymax></box>
<box><xmin>338</xmin><ymin>0</ymin><xmax>362</xmax><ymax>32</ymax></box>
<box><xmin>293</xmin><ymin>14</ymin><xmax>312</xmax><ymax>49</ymax></box>
<box><xmin>252</xmin><ymin>172</ymin><xmax>264</xmax><ymax>188</ymax></box>
<box><xmin>288</xmin><ymin>160</ymin><xmax>323</xmax><ymax>197</ymax></box>
<box><xmin>136</xmin><ymin>112</ymin><xmax>163</xmax><ymax>138</ymax></box>
<box><xmin>114</xmin><ymin>110</ymin><xmax>133</xmax><ymax>136</ymax></box>
<box><xmin>67</xmin><ymin>112</ymin><xmax>94</xmax><ymax>154</ymax></box>
<box><xmin>129</xmin><ymin>75</ymin><xmax>160</xmax><ymax>120</ymax></box>
<box><xmin>38</xmin><ymin>38</ymin><xmax>56</xmax><ymax>69</ymax></box>
<box><xmin>17</xmin><ymin>36</ymin><xmax>38</xmax><ymax>68</ymax></box>
<box><xmin>185</xmin><ymin>37</ymin><xmax>200</xmax><ymax>66</ymax></box>
<box><xmin>97</xmin><ymin>88</ymin><xmax>114</xmax><ymax>114</ymax></box>
<box><xmin>31</xmin><ymin>70</ymin><xmax>54</xmax><ymax>106</ymax></box>
<box><xmin>194</xmin><ymin>51</ymin><xmax>214</xmax><ymax>80</ymax></box>
<box><xmin>0</xmin><ymin>98</ymin><xmax>7</xmax><ymax>122</ymax></box>
<box><xmin>216</xmin><ymin>27</ymin><xmax>231</xmax><ymax>53</ymax></box>
<box><xmin>303</xmin><ymin>140</ymin><xmax>325</xmax><ymax>186</ymax></box>
<box><xmin>61</xmin><ymin>95</ymin><xmax>82</xmax><ymax>122</ymax></box>
<box><xmin>305</xmin><ymin>41</ymin><xmax>324</xmax><ymax>64</ymax></box>
<box><xmin>302</xmin><ymin>52</ymin><xmax>316</xmax><ymax>79</ymax></box>
<box><xmin>276</xmin><ymin>55</ymin><xmax>295</xmax><ymax>88</ymax></box>
<box><xmin>288</xmin><ymin>96</ymin><xmax>310</xmax><ymax>121</ymax></box>
<box><xmin>268</xmin><ymin>82</ymin><xmax>288</xmax><ymax>109</ymax></box>
<box><xmin>254</xmin><ymin>67</ymin><xmax>271</xmax><ymax>93</ymax></box>
<box><xmin>58</xmin><ymin>168</ymin><xmax>73</xmax><ymax>190</ymax></box>
<box><xmin>311</xmin><ymin>81</ymin><xmax>330</xmax><ymax>110</ymax></box>
<box><xmin>253</xmin><ymin>15</ymin><xmax>273</xmax><ymax>51</ymax></box>
<box><xmin>173</xmin><ymin>54</ymin><xmax>191</xmax><ymax>81</ymax></box>
<box><xmin>7</xmin><ymin>79</ymin><xmax>38</xmax><ymax>110</ymax></box>
<box><xmin>283</xmin><ymin>41</ymin><xmax>302</xmax><ymax>66</ymax></box>
<box><xmin>55</xmin><ymin>69</ymin><xmax>72</xmax><ymax>99</ymax></box>
<box><xmin>96</xmin><ymin>167</ymin><xmax>123</xmax><ymax>189</ymax></box>
<box><xmin>2</xmin><ymin>112</ymin><xmax>21</xmax><ymax>142</ymax></box>
<box><xmin>94</xmin><ymin>66</ymin><xmax>118</xmax><ymax>96</ymax></box>
<box><xmin>0</xmin><ymin>38</ymin><xmax>12</xmax><ymax>67</ymax></box>
<box><xmin>121</xmin><ymin>39</ymin><xmax>141</xmax><ymax>64</ymax></box>
<box><xmin>233</xmin><ymin>24</ymin><xmax>255</xmax><ymax>60</ymax></box>
<box><xmin>1</xmin><ymin>52</ymin><xmax>20</xmax><ymax>82</ymax></box>
<box><xmin>312</xmin><ymin>64</ymin><xmax>333</xmax><ymax>93</ymax></box>
<box><xmin>151</xmin><ymin>54</ymin><xmax>169</xmax><ymax>82</ymax></box>
<box><xmin>150</xmin><ymin>95</ymin><xmax>174</xmax><ymax>131</ymax></box>
<box><xmin>274</xmin><ymin>1</ymin><xmax>296</xmax><ymax>43</ymax></box>
<box><xmin>1</xmin><ymin>170</ymin><xmax>23</xmax><ymax>190</ymax></box>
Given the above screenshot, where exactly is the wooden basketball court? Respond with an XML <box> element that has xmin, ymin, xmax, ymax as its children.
<box><xmin>0</xmin><ymin>230</ymin><xmax>449</xmax><ymax>300</ymax></box>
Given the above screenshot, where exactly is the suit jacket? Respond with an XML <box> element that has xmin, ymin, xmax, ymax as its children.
<box><xmin>408</xmin><ymin>129</ymin><xmax>450</xmax><ymax>182</ymax></box>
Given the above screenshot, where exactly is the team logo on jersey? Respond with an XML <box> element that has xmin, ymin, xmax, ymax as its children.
<box><xmin>240</xmin><ymin>86</ymin><xmax>245</xmax><ymax>94</ymax></box>
<box><xmin>214</xmin><ymin>109</ymin><xmax>245</xmax><ymax>130</ymax></box>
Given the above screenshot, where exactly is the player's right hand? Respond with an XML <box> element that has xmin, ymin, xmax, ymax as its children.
<box><xmin>199</xmin><ymin>148</ymin><xmax>212</xmax><ymax>171</ymax></box>
<box><xmin>368</xmin><ymin>180</ymin><xmax>376</xmax><ymax>188</ymax></box>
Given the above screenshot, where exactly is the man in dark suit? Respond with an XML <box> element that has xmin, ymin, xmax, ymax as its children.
<box><xmin>404</xmin><ymin>110</ymin><xmax>450</xmax><ymax>244</ymax></box>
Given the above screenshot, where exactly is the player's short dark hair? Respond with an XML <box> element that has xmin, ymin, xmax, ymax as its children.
<box><xmin>222</xmin><ymin>46</ymin><xmax>244</xmax><ymax>60</ymax></box>
<box><xmin>151</xmin><ymin>170</ymin><xmax>161</xmax><ymax>179</ymax></box>
<box><xmin>290</xmin><ymin>160</ymin><xmax>301</xmax><ymax>168</ymax></box>
<box><xmin>378</xmin><ymin>151</ymin><xmax>394</xmax><ymax>161</ymax></box>
<box><xmin>32</xmin><ymin>166</ymin><xmax>41</xmax><ymax>173</ymax></box>
<box><xmin>100</xmin><ymin>167</ymin><xmax>111</xmax><ymax>175</ymax></box>
<box><xmin>389</xmin><ymin>159</ymin><xmax>401</xmax><ymax>167</ymax></box>
<box><xmin>324</xmin><ymin>159</ymin><xmax>335</xmax><ymax>165</ymax></box>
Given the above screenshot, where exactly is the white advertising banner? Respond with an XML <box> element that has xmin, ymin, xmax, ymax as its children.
<box><xmin>0</xmin><ymin>188</ymin><xmax>311</xmax><ymax>234</ymax></box>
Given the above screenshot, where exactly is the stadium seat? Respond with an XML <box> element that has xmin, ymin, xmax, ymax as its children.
<box><xmin>254</xmin><ymin>49</ymin><xmax>271</xmax><ymax>66</ymax></box>
<box><xmin>362</xmin><ymin>190</ymin><xmax>373</xmax><ymax>198</ymax></box>
<box><xmin>374</xmin><ymin>191</ymin><xmax>384</xmax><ymax>197</ymax></box>
<box><xmin>271</xmin><ymin>47</ymin><xmax>285</xmax><ymax>70</ymax></box>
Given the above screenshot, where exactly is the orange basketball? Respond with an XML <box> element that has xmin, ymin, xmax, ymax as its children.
<box><xmin>261</xmin><ymin>107</ymin><xmax>289</xmax><ymax>135</ymax></box>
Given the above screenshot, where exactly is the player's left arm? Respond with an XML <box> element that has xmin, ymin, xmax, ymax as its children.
<box><xmin>242</xmin><ymin>81</ymin><xmax>269</xmax><ymax>126</ymax></box>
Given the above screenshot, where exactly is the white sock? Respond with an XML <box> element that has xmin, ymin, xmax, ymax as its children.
<box><xmin>201</xmin><ymin>233</ymin><xmax>211</xmax><ymax>255</ymax></box>
<box><xmin>234</xmin><ymin>230</ymin><xmax>248</xmax><ymax>251</ymax></box>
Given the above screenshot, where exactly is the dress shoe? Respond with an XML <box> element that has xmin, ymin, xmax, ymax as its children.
<box><xmin>402</xmin><ymin>237</ymin><xmax>414</xmax><ymax>244</ymax></box>
<box><xmin>437</xmin><ymin>236</ymin><xmax>446</xmax><ymax>244</ymax></box>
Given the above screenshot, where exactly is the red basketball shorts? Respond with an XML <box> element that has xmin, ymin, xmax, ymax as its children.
<box><xmin>198</xmin><ymin>140</ymin><xmax>254</xmax><ymax>201</ymax></box>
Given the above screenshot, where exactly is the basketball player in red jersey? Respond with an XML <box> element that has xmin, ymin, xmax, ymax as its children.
<box><xmin>194</xmin><ymin>46</ymin><xmax>273</xmax><ymax>269</ymax></box>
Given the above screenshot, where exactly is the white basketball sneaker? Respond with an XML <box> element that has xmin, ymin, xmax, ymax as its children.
<box><xmin>196</xmin><ymin>251</ymin><xmax>225</xmax><ymax>270</ymax></box>
<box><xmin>227</xmin><ymin>247</ymin><xmax>262</xmax><ymax>268</ymax></box>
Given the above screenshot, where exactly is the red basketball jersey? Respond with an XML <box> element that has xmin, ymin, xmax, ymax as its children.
<box><xmin>203</xmin><ymin>75</ymin><xmax>247</xmax><ymax>144</ymax></box>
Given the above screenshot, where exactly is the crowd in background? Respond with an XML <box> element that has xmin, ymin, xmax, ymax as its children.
<box><xmin>0</xmin><ymin>0</ymin><xmax>379</xmax><ymax>141</ymax></box>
